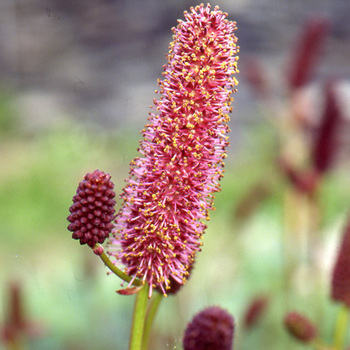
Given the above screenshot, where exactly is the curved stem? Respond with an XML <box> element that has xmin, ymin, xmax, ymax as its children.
<box><xmin>93</xmin><ymin>244</ymin><xmax>142</xmax><ymax>286</ymax></box>
<box><xmin>142</xmin><ymin>292</ymin><xmax>163</xmax><ymax>350</ymax></box>
<box><xmin>333</xmin><ymin>305</ymin><xmax>349</xmax><ymax>350</ymax></box>
<box><xmin>129</xmin><ymin>284</ymin><xmax>149</xmax><ymax>350</ymax></box>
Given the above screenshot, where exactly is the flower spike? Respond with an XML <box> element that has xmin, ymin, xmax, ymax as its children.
<box><xmin>108</xmin><ymin>3</ymin><xmax>239</xmax><ymax>296</ymax></box>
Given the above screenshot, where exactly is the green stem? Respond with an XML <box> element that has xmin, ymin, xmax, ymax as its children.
<box><xmin>142</xmin><ymin>292</ymin><xmax>163</xmax><ymax>350</ymax></box>
<box><xmin>129</xmin><ymin>284</ymin><xmax>149</xmax><ymax>350</ymax></box>
<box><xmin>334</xmin><ymin>305</ymin><xmax>349</xmax><ymax>350</ymax></box>
<box><xmin>94</xmin><ymin>244</ymin><xmax>142</xmax><ymax>286</ymax></box>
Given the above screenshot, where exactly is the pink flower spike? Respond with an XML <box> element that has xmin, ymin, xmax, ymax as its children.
<box><xmin>108</xmin><ymin>4</ymin><xmax>239</xmax><ymax>296</ymax></box>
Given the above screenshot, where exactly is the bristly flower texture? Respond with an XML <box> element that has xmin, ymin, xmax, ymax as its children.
<box><xmin>108</xmin><ymin>3</ymin><xmax>239</xmax><ymax>295</ymax></box>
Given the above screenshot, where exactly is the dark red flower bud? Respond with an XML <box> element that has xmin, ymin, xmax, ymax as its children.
<box><xmin>331</xmin><ymin>218</ymin><xmax>350</xmax><ymax>307</ymax></box>
<box><xmin>311</xmin><ymin>80</ymin><xmax>342</xmax><ymax>175</ymax></box>
<box><xmin>243</xmin><ymin>295</ymin><xmax>269</xmax><ymax>329</ymax></box>
<box><xmin>183</xmin><ymin>306</ymin><xmax>234</xmax><ymax>350</ymax></box>
<box><xmin>287</xmin><ymin>16</ymin><xmax>330</xmax><ymax>90</ymax></box>
<box><xmin>67</xmin><ymin>170</ymin><xmax>116</xmax><ymax>248</ymax></box>
<box><xmin>284</xmin><ymin>312</ymin><xmax>317</xmax><ymax>343</ymax></box>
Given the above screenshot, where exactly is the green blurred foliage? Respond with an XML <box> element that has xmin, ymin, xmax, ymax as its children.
<box><xmin>0</xmin><ymin>91</ymin><xmax>350</xmax><ymax>349</ymax></box>
<box><xmin>0</xmin><ymin>89</ymin><xmax>19</xmax><ymax>137</ymax></box>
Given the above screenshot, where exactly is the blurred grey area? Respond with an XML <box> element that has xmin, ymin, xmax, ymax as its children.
<box><xmin>0</xmin><ymin>0</ymin><xmax>349</xmax><ymax>133</ymax></box>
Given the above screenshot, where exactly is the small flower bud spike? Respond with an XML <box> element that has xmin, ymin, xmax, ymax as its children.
<box><xmin>67</xmin><ymin>170</ymin><xmax>116</xmax><ymax>248</ymax></box>
<box><xmin>287</xmin><ymin>16</ymin><xmax>329</xmax><ymax>90</ymax></box>
<box><xmin>331</xmin><ymin>217</ymin><xmax>350</xmax><ymax>308</ymax></box>
<box><xmin>243</xmin><ymin>295</ymin><xmax>269</xmax><ymax>330</ymax></box>
<box><xmin>284</xmin><ymin>312</ymin><xmax>317</xmax><ymax>343</ymax></box>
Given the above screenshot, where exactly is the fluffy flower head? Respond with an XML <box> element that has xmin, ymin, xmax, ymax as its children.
<box><xmin>108</xmin><ymin>3</ymin><xmax>239</xmax><ymax>295</ymax></box>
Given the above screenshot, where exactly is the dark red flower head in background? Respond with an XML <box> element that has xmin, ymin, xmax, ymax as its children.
<box><xmin>183</xmin><ymin>306</ymin><xmax>235</xmax><ymax>350</ymax></box>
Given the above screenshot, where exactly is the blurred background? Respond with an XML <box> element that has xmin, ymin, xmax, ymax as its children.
<box><xmin>0</xmin><ymin>0</ymin><xmax>350</xmax><ymax>349</ymax></box>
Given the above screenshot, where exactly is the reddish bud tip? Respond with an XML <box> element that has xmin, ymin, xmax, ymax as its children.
<box><xmin>311</xmin><ymin>80</ymin><xmax>342</xmax><ymax>174</ymax></box>
<box><xmin>183</xmin><ymin>306</ymin><xmax>234</xmax><ymax>350</ymax></box>
<box><xmin>331</xmin><ymin>218</ymin><xmax>350</xmax><ymax>307</ymax></box>
<box><xmin>243</xmin><ymin>296</ymin><xmax>269</xmax><ymax>329</ymax></box>
<box><xmin>284</xmin><ymin>312</ymin><xmax>317</xmax><ymax>343</ymax></box>
<box><xmin>93</xmin><ymin>245</ymin><xmax>104</xmax><ymax>256</ymax></box>
<box><xmin>116</xmin><ymin>286</ymin><xmax>142</xmax><ymax>295</ymax></box>
<box><xmin>288</xmin><ymin>16</ymin><xmax>330</xmax><ymax>90</ymax></box>
<box><xmin>67</xmin><ymin>170</ymin><xmax>116</xmax><ymax>248</ymax></box>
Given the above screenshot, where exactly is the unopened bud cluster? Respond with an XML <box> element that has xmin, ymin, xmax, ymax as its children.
<box><xmin>67</xmin><ymin>170</ymin><xmax>116</xmax><ymax>248</ymax></box>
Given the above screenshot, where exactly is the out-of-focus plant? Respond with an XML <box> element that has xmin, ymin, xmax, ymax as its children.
<box><xmin>242</xmin><ymin>295</ymin><xmax>269</xmax><ymax>330</ymax></box>
<box><xmin>284</xmin><ymin>311</ymin><xmax>318</xmax><ymax>345</ymax></box>
<box><xmin>241</xmin><ymin>13</ymin><xmax>350</xmax><ymax>350</ymax></box>
<box><xmin>0</xmin><ymin>281</ymin><xmax>45</xmax><ymax>349</ymax></box>
<box><xmin>282</xmin><ymin>216</ymin><xmax>350</xmax><ymax>349</ymax></box>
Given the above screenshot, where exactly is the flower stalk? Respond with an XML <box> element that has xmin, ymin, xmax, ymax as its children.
<box><xmin>129</xmin><ymin>284</ymin><xmax>149</xmax><ymax>350</ymax></box>
<box><xmin>142</xmin><ymin>292</ymin><xmax>163</xmax><ymax>350</ymax></box>
<box><xmin>94</xmin><ymin>244</ymin><xmax>142</xmax><ymax>286</ymax></box>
